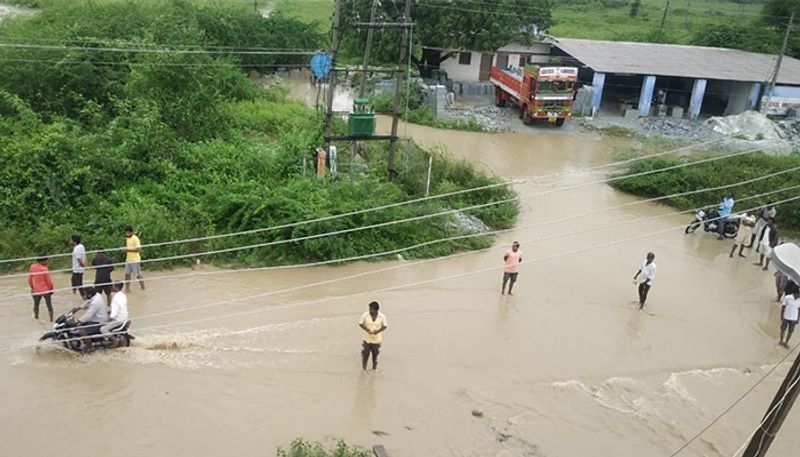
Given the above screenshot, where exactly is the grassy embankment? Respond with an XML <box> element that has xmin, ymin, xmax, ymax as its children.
<box><xmin>550</xmin><ymin>0</ymin><xmax>767</xmax><ymax>43</ymax></box>
<box><xmin>610</xmin><ymin>146</ymin><xmax>800</xmax><ymax>237</ymax></box>
<box><xmin>0</xmin><ymin>0</ymin><xmax>518</xmax><ymax>272</ymax></box>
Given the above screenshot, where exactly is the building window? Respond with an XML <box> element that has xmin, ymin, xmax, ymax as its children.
<box><xmin>458</xmin><ymin>52</ymin><xmax>472</xmax><ymax>65</ymax></box>
<box><xmin>519</xmin><ymin>55</ymin><xmax>527</xmax><ymax>67</ymax></box>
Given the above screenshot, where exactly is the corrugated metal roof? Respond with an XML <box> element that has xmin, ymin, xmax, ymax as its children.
<box><xmin>553</xmin><ymin>38</ymin><xmax>800</xmax><ymax>86</ymax></box>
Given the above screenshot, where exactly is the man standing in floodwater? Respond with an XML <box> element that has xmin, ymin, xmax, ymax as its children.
<box><xmin>779</xmin><ymin>284</ymin><xmax>800</xmax><ymax>348</ymax></box>
<box><xmin>124</xmin><ymin>226</ymin><xmax>145</xmax><ymax>292</ymax></box>
<box><xmin>501</xmin><ymin>241</ymin><xmax>523</xmax><ymax>296</ymax></box>
<box><xmin>358</xmin><ymin>301</ymin><xmax>387</xmax><ymax>370</ymax></box>
<box><xmin>69</xmin><ymin>235</ymin><xmax>87</xmax><ymax>298</ymax></box>
<box><xmin>28</xmin><ymin>255</ymin><xmax>55</xmax><ymax>322</ymax></box>
<box><xmin>633</xmin><ymin>252</ymin><xmax>656</xmax><ymax>310</ymax></box>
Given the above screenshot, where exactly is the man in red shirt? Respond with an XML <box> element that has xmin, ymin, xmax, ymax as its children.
<box><xmin>28</xmin><ymin>255</ymin><xmax>55</xmax><ymax>322</ymax></box>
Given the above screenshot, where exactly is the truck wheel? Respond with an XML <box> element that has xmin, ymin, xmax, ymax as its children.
<box><xmin>555</xmin><ymin>118</ymin><xmax>565</xmax><ymax>127</ymax></box>
<box><xmin>495</xmin><ymin>89</ymin><xmax>505</xmax><ymax>107</ymax></box>
<box><xmin>522</xmin><ymin>109</ymin><xmax>532</xmax><ymax>125</ymax></box>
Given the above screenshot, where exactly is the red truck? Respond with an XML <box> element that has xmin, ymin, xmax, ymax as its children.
<box><xmin>490</xmin><ymin>65</ymin><xmax>578</xmax><ymax>127</ymax></box>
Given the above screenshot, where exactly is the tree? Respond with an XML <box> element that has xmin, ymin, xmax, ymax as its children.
<box><xmin>340</xmin><ymin>0</ymin><xmax>553</xmax><ymax>76</ymax></box>
<box><xmin>630</xmin><ymin>0</ymin><xmax>642</xmax><ymax>17</ymax></box>
<box><xmin>762</xmin><ymin>0</ymin><xmax>800</xmax><ymax>27</ymax></box>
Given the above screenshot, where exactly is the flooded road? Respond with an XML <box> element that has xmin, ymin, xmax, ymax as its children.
<box><xmin>1</xmin><ymin>81</ymin><xmax>798</xmax><ymax>457</ymax></box>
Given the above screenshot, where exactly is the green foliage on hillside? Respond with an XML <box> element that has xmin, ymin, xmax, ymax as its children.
<box><xmin>610</xmin><ymin>153</ymin><xmax>800</xmax><ymax>232</ymax></box>
<box><xmin>0</xmin><ymin>1</ymin><xmax>518</xmax><ymax>271</ymax></box>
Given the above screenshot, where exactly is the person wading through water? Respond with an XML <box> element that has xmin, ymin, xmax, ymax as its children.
<box><xmin>358</xmin><ymin>301</ymin><xmax>387</xmax><ymax>371</ymax></box>
<box><xmin>633</xmin><ymin>252</ymin><xmax>657</xmax><ymax>310</ymax></box>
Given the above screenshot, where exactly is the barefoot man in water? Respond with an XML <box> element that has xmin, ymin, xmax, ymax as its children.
<box><xmin>633</xmin><ymin>252</ymin><xmax>656</xmax><ymax>310</ymax></box>
<box><xmin>501</xmin><ymin>241</ymin><xmax>523</xmax><ymax>296</ymax></box>
<box><xmin>359</xmin><ymin>301</ymin><xmax>387</xmax><ymax>370</ymax></box>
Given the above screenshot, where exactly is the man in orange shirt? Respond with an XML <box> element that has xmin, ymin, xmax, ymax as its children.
<box><xmin>501</xmin><ymin>241</ymin><xmax>523</xmax><ymax>296</ymax></box>
<box><xmin>28</xmin><ymin>255</ymin><xmax>55</xmax><ymax>322</ymax></box>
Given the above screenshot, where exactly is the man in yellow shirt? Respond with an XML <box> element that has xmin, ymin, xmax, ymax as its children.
<box><xmin>124</xmin><ymin>226</ymin><xmax>145</xmax><ymax>292</ymax></box>
<box><xmin>358</xmin><ymin>301</ymin><xmax>387</xmax><ymax>370</ymax></box>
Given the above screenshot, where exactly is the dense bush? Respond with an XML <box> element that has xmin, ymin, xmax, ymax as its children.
<box><xmin>0</xmin><ymin>1</ymin><xmax>518</xmax><ymax>272</ymax></box>
<box><xmin>610</xmin><ymin>153</ymin><xmax>800</xmax><ymax>233</ymax></box>
<box><xmin>276</xmin><ymin>439</ymin><xmax>371</xmax><ymax>457</ymax></box>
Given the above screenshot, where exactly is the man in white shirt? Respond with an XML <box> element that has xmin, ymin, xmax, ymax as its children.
<box><xmin>71</xmin><ymin>287</ymin><xmax>109</xmax><ymax>340</ymax></box>
<box><xmin>101</xmin><ymin>282</ymin><xmax>129</xmax><ymax>339</ymax></box>
<box><xmin>358</xmin><ymin>301</ymin><xmax>387</xmax><ymax>370</ymax></box>
<box><xmin>69</xmin><ymin>235</ymin><xmax>87</xmax><ymax>298</ymax></box>
<box><xmin>633</xmin><ymin>252</ymin><xmax>657</xmax><ymax>310</ymax></box>
<box><xmin>780</xmin><ymin>284</ymin><xmax>800</xmax><ymax>348</ymax></box>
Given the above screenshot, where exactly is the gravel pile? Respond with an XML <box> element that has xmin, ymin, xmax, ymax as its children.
<box><xmin>640</xmin><ymin>117</ymin><xmax>719</xmax><ymax>141</ymax></box>
<box><xmin>448</xmin><ymin>211</ymin><xmax>490</xmax><ymax>235</ymax></box>
<box><xmin>440</xmin><ymin>106</ymin><xmax>514</xmax><ymax>132</ymax></box>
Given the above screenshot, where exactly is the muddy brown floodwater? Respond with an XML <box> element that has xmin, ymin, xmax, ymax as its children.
<box><xmin>1</xmin><ymin>80</ymin><xmax>798</xmax><ymax>457</ymax></box>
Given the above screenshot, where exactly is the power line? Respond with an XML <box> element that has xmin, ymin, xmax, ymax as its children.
<box><xmin>668</xmin><ymin>343</ymin><xmax>800</xmax><ymax>457</ymax></box>
<box><xmin>9</xmin><ymin>194</ymin><xmax>799</xmax><ymax>353</ymax></box>
<box><xmin>0</xmin><ymin>42</ymin><xmax>317</xmax><ymax>55</ymax></box>
<box><xmin>0</xmin><ymin>140</ymin><xmax>722</xmax><ymax>267</ymax></box>
<box><xmin>2</xmin><ymin>141</ymin><xmax>760</xmax><ymax>279</ymax></box>
<box><xmin>1</xmin><ymin>167</ymin><xmax>795</xmax><ymax>308</ymax></box>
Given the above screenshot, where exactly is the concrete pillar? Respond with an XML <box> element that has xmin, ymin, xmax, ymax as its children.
<box><xmin>638</xmin><ymin>75</ymin><xmax>656</xmax><ymax>117</ymax></box>
<box><xmin>748</xmin><ymin>83</ymin><xmax>762</xmax><ymax>111</ymax></box>
<box><xmin>689</xmin><ymin>79</ymin><xmax>707</xmax><ymax>120</ymax></box>
<box><xmin>590</xmin><ymin>72</ymin><xmax>605</xmax><ymax>115</ymax></box>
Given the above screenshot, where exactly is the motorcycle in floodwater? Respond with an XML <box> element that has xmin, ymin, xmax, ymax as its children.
<box><xmin>39</xmin><ymin>310</ymin><xmax>134</xmax><ymax>353</ymax></box>
<box><xmin>685</xmin><ymin>208</ymin><xmax>740</xmax><ymax>238</ymax></box>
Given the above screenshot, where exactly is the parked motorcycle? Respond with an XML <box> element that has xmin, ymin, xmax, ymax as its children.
<box><xmin>39</xmin><ymin>310</ymin><xmax>134</xmax><ymax>353</ymax></box>
<box><xmin>685</xmin><ymin>208</ymin><xmax>740</xmax><ymax>238</ymax></box>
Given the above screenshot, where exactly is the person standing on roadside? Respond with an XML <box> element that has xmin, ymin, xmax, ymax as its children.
<box><xmin>124</xmin><ymin>226</ymin><xmax>145</xmax><ymax>292</ymax></box>
<box><xmin>779</xmin><ymin>284</ymin><xmax>800</xmax><ymax>348</ymax></box>
<box><xmin>92</xmin><ymin>249</ymin><xmax>114</xmax><ymax>303</ymax></box>
<box><xmin>501</xmin><ymin>241</ymin><xmax>523</xmax><ymax>296</ymax></box>
<box><xmin>633</xmin><ymin>252</ymin><xmax>657</xmax><ymax>310</ymax></box>
<box><xmin>27</xmin><ymin>255</ymin><xmax>55</xmax><ymax>322</ymax></box>
<box><xmin>729</xmin><ymin>213</ymin><xmax>755</xmax><ymax>258</ymax></box>
<box><xmin>358</xmin><ymin>301</ymin><xmax>387</xmax><ymax>371</ymax></box>
<box><xmin>69</xmin><ymin>235</ymin><xmax>87</xmax><ymax>298</ymax></box>
<box><xmin>716</xmin><ymin>193</ymin><xmax>735</xmax><ymax>240</ymax></box>
<box><xmin>755</xmin><ymin>218</ymin><xmax>779</xmax><ymax>271</ymax></box>
<box><xmin>749</xmin><ymin>202</ymin><xmax>776</xmax><ymax>248</ymax></box>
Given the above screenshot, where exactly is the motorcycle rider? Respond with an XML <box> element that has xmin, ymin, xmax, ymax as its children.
<box><xmin>100</xmin><ymin>282</ymin><xmax>128</xmax><ymax>347</ymax></box>
<box><xmin>716</xmin><ymin>193</ymin><xmax>735</xmax><ymax>240</ymax></box>
<box><xmin>71</xmin><ymin>286</ymin><xmax>109</xmax><ymax>344</ymax></box>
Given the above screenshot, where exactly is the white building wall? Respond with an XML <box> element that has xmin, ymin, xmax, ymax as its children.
<box><xmin>438</xmin><ymin>41</ymin><xmax>552</xmax><ymax>83</ymax></box>
<box><xmin>439</xmin><ymin>51</ymin><xmax>483</xmax><ymax>83</ymax></box>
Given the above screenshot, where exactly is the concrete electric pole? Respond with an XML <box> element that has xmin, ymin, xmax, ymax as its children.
<box><xmin>359</xmin><ymin>0</ymin><xmax>380</xmax><ymax>98</ymax></box>
<box><xmin>323</xmin><ymin>0</ymin><xmax>342</xmax><ymax>152</ymax></box>
<box><xmin>762</xmin><ymin>12</ymin><xmax>795</xmax><ymax>115</ymax></box>
<box><xmin>386</xmin><ymin>0</ymin><xmax>412</xmax><ymax>180</ymax></box>
<box><xmin>742</xmin><ymin>348</ymin><xmax>800</xmax><ymax>457</ymax></box>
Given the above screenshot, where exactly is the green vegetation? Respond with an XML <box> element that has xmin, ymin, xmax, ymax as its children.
<box><xmin>276</xmin><ymin>439</ymin><xmax>370</xmax><ymax>457</ymax></box>
<box><xmin>551</xmin><ymin>0</ymin><xmax>798</xmax><ymax>58</ymax></box>
<box><xmin>269</xmin><ymin>0</ymin><xmax>332</xmax><ymax>31</ymax></box>
<box><xmin>610</xmin><ymin>153</ymin><xmax>800</xmax><ymax>233</ymax></box>
<box><xmin>370</xmin><ymin>89</ymin><xmax>496</xmax><ymax>133</ymax></box>
<box><xmin>0</xmin><ymin>0</ymin><xmax>518</xmax><ymax>271</ymax></box>
<box><xmin>581</xmin><ymin>124</ymin><xmax>638</xmax><ymax>137</ymax></box>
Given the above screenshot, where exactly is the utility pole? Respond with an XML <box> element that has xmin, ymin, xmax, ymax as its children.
<box><xmin>659</xmin><ymin>0</ymin><xmax>671</xmax><ymax>33</ymax></box>
<box><xmin>359</xmin><ymin>0</ymin><xmax>380</xmax><ymax>98</ymax></box>
<box><xmin>762</xmin><ymin>12</ymin><xmax>795</xmax><ymax>115</ymax></box>
<box><xmin>323</xmin><ymin>0</ymin><xmax>342</xmax><ymax>152</ymax></box>
<box><xmin>387</xmin><ymin>0</ymin><xmax>412</xmax><ymax>180</ymax></box>
<box><xmin>742</xmin><ymin>349</ymin><xmax>800</xmax><ymax>457</ymax></box>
